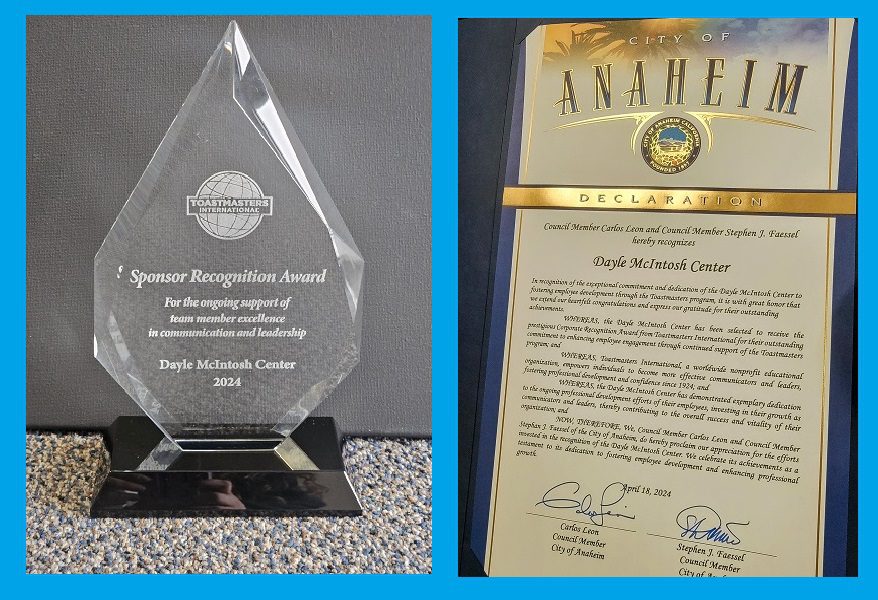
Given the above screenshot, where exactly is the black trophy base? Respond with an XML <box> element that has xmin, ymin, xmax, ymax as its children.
<box><xmin>90</xmin><ymin>416</ymin><xmax>362</xmax><ymax>517</ymax></box>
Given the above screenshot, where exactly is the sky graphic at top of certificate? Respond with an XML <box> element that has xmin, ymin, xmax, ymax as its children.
<box><xmin>517</xmin><ymin>18</ymin><xmax>853</xmax><ymax>190</ymax></box>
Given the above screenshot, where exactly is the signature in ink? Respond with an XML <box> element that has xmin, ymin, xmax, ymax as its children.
<box><xmin>535</xmin><ymin>481</ymin><xmax>635</xmax><ymax>526</ymax></box>
<box><xmin>676</xmin><ymin>505</ymin><xmax>749</xmax><ymax>545</ymax></box>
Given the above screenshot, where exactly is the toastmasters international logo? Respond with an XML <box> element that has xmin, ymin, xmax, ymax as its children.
<box><xmin>186</xmin><ymin>171</ymin><xmax>273</xmax><ymax>240</ymax></box>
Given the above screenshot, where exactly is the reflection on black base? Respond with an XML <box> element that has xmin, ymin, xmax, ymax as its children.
<box><xmin>91</xmin><ymin>469</ymin><xmax>361</xmax><ymax>516</ymax></box>
<box><xmin>90</xmin><ymin>416</ymin><xmax>362</xmax><ymax>517</ymax></box>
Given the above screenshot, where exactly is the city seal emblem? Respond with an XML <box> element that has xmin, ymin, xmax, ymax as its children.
<box><xmin>641</xmin><ymin>117</ymin><xmax>701</xmax><ymax>174</ymax></box>
<box><xmin>185</xmin><ymin>171</ymin><xmax>273</xmax><ymax>240</ymax></box>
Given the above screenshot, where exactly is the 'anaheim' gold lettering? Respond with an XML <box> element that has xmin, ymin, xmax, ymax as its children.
<box><xmin>556</xmin><ymin>57</ymin><xmax>808</xmax><ymax>117</ymax></box>
<box><xmin>555</xmin><ymin>69</ymin><xmax>580</xmax><ymax>116</ymax></box>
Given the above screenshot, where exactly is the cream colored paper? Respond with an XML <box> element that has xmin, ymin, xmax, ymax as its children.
<box><xmin>485</xmin><ymin>209</ymin><xmax>833</xmax><ymax>576</ymax></box>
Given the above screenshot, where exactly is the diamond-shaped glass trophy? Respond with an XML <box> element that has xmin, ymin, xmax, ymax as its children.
<box><xmin>90</xmin><ymin>21</ymin><xmax>363</xmax><ymax>515</ymax></box>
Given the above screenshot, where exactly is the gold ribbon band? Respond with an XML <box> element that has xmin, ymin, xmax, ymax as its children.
<box><xmin>503</xmin><ymin>187</ymin><xmax>856</xmax><ymax>215</ymax></box>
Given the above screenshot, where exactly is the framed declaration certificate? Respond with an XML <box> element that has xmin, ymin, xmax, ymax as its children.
<box><xmin>463</xmin><ymin>18</ymin><xmax>856</xmax><ymax>576</ymax></box>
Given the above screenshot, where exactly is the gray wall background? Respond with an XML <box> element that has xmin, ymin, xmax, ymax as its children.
<box><xmin>26</xmin><ymin>16</ymin><xmax>432</xmax><ymax>437</ymax></box>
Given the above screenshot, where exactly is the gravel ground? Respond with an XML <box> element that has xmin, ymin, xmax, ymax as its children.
<box><xmin>26</xmin><ymin>432</ymin><xmax>431</xmax><ymax>574</ymax></box>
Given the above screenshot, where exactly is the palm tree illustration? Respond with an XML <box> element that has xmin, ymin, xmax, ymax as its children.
<box><xmin>544</xmin><ymin>19</ymin><xmax>702</xmax><ymax>63</ymax></box>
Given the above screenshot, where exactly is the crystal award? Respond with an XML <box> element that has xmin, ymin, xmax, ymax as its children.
<box><xmin>90</xmin><ymin>21</ymin><xmax>363</xmax><ymax>515</ymax></box>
